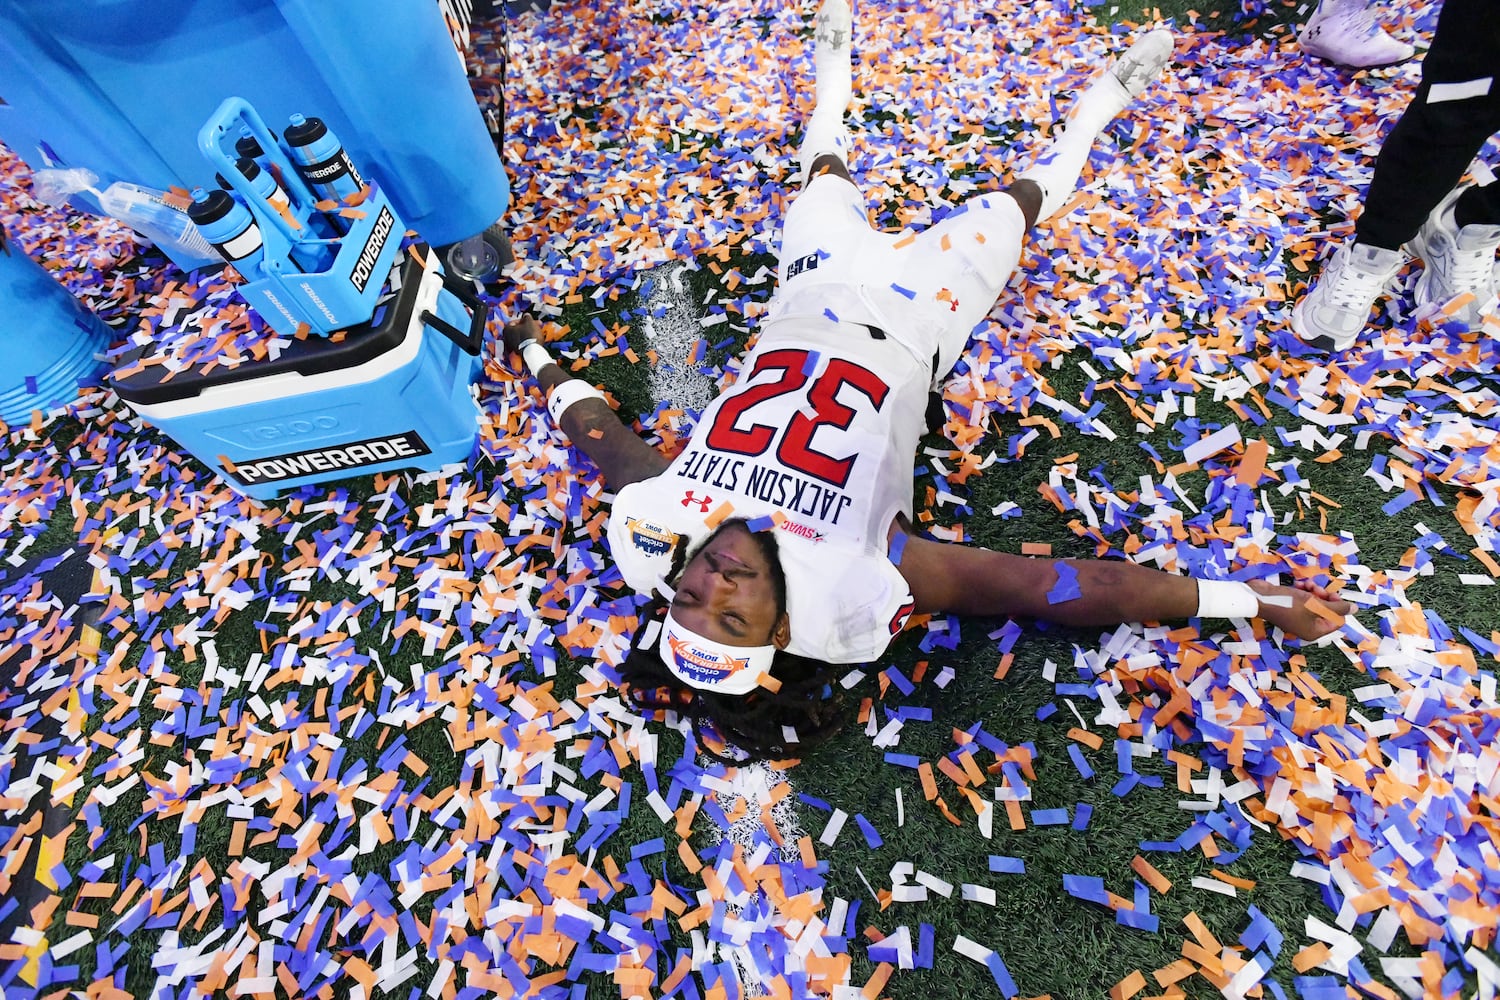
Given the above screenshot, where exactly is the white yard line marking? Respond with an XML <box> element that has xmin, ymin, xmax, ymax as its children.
<box><xmin>701</xmin><ymin>757</ymin><xmax>807</xmax><ymax>998</ymax></box>
<box><xmin>642</xmin><ymin>271</ymin><xmax>812</xmax><ymax>997</ymax></box>
<box><xmin>641</xmin><ymin>262</ymin><xmax>718</xmax><ymax>414</ymax></box>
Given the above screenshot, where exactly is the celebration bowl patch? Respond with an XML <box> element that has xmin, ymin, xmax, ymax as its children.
<box><xmin>625</xmin><ymin>517</ymin><xmax>679</xmax><ymax>557</ymax></box>
<box><xmin>666</xmin><ymin>634</ymin><xmax>749</xmax><ymax>686</ymax></box>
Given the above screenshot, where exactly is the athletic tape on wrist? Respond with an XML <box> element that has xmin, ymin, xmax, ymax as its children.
<box><xmin>520</xmin><ymin>341</ymin><xmax>554</xmax><ymax>377</ymax></box>
<box><xmin>1196</xmin><ymin>579</ymin><xmax>1261</xmax><ymax>619</ymax></box>
<box><xmin>546</xmin><ymin>380</ymin><xmax>606</xmax><ymax>424</ymax></box>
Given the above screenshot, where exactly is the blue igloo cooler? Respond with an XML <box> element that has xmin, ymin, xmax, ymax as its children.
<box><xmin>111</xmin><ymin>245</ymin><xmax>486</xmax><ymax>499</ymax></box>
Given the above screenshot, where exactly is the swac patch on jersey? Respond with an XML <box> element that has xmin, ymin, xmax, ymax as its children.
<box><xmin>625</xmin><ymin>517</ymin><xmax>679</xmax><ymax>557</ymax></box>
<box><xmin>777</xmin><ymin>518</ymin><xmax>826</xmax><ymax>544</ymax></box>
<box><xmin>786</xmin><ymin>252</ymin><xmax>820</xmax><ymax>278</ymax></box>
<box><xmin>666</xmin><ymin>634</ymin><xmax>750</xmax><ymax>686</ymax></box>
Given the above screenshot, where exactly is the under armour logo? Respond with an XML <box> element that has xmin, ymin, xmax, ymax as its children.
<box><xmin>815</xmin><ymin>14</ymin><xmax>847</xmax><ymax>50</ymax></box>
<box><xmin>681</xmin><ymin>491</ymin><xmax>714</xmax><ymax>512</ymax></box>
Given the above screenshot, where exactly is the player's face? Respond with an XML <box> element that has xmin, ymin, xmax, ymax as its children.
<box><xmin>670</xmin><ymin>521</ymin><xmax>789</xmax><ymax>649</ymax></box>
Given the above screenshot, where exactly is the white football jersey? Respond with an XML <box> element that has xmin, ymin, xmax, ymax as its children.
<box><xmin>609</xmin><ymin>314</ymin><xmax>931</xmax><ymax>663</ymax></box>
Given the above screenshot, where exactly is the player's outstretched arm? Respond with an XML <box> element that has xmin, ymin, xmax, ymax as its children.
<box><xmin>503</xmin><ymin>316</ymin><xmax>670</xmax><ymax>489</ymax></box>
<box><xmin>891</xmin><ymin>528</ymin><xmax>1351</xmax><ymax>643</ymax></box>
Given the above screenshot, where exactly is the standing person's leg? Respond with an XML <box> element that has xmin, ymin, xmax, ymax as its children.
<box><xmin>878</xmin><ymin>29</ymin><xmax>1174</xmax><ymax>378</ymax></box>
<box><xmin>1359</xmin><ymin>0</ymin><xmax>1500</xmax><ymax>250</ymax></box>
<box><xmin>1294</xmin><ymin>0</ymin><xmax>1500</xmax><ymax>348</ymax></box>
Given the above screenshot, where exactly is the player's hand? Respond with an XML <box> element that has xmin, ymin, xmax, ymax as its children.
<box><xmin>1248</xmin><ymin>578</ymin><xmax>1352</xmax><ymax>641</ymax></box>
<box><xmin>502</xmin><ymin>315</ymin><xmax>543</xmax><ymax>362</ymax></box>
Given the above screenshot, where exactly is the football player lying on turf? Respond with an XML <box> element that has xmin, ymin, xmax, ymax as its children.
<box><xmin>503</xmin><ymin>2</ymin><xmax>1352</xmax><ymax>762</ymax></box>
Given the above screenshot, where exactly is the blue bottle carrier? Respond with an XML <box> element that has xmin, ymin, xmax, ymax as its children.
<box><xmin>111</xmin><ymin>246</ymin><xmax>485</xmax><ymax>500</ymax></box>
<box><xmin>200</xmin><ymin>98</ymin><xmax>404</xmax><ymax>339</ymax></box>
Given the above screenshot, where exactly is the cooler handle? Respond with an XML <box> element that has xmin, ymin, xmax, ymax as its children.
<box><xmin>419</xmin><ymin>270</ymin><xmax>489</xmax><ymax>356</ymax></box>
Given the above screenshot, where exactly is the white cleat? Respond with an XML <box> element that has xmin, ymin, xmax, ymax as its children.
<box><xmin>1072</xmin><ymin>28</ymin><xmax>1173</xmax><ymax>127</ymax></box>
<box><xmin>1109</xmin><ymin>28</ymin><xmax>1175</xmax><ymax>101</ymax></box>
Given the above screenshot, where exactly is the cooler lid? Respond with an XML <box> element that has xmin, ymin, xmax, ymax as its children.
<box><xmin>111</xmin><ymin>247</ymin><xmax>428</xmax><ymax>406</ymax></box>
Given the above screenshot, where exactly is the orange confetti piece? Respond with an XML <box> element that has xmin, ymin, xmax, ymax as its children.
<box><xmin>1110</xmin><ymin>969</ymin><xmax>1147</xmax><ymax>1000</ymax></box>
<box><xmin>1131</xmin><ymin>855</ymin><xmax>1171</xmax><ymax>894</ymax></box>
<box><xmin>1292</xmin><ymin>942</ymin><xmax>1331</xmax><ymax>973</ymax></box>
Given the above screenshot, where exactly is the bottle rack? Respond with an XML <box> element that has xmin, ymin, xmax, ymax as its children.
<box><xmin>198</xmin><ymin>96</ymin><xmax>406</xmax><ymax>338</ymax></box>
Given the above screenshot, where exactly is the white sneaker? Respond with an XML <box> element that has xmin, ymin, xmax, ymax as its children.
<box><xmin>1300</xmin><ymin>0</ymin><xmax>1414</xmax><ymax>69</ymax></box>
<box><xmin>1291</xmin><ymin>242</ymin><xmax>1405</xmax><ymax>350</ymax></box>
<box><xmin>1405</xmin><ymin>184</ymin><xmax>1500</xmax><ymax>329</ymax></box>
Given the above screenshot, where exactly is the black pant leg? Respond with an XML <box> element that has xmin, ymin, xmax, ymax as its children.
<box><xmin>1354</xmin><ymin>0</ymin><xmax>1500</xmax><ymax>249</ymax></box>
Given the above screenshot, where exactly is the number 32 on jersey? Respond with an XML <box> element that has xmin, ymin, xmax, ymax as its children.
<box><xmin>702</xmin><ymin>348</ymin><xmax>889</xmax><ymax>489</ymax></box>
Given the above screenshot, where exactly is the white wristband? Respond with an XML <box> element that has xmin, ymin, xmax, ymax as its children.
<box><xmin>1196</xmin><ymin>579</ymin><xmax>1261</xmax><ymax>619</ymax></box>
<box><xmin>546</xmin><ymin>380</ymin><xmax>607</xmax><ymax>424</ymax></box>
<box><xmin>520</xmin><ymin>341</ymin><xmax>554</xmax><ymax>377</ymax></box>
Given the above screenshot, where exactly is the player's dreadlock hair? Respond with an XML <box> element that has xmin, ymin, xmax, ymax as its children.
<box><xmin>616</xmin><ymin>519</ymin><xmax>849</xmax><ymax>765</ymax></box>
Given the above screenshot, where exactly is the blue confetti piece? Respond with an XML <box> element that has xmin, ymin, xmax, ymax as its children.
<box><xmin>1046</xmin><ymin>561</ymin><xmax>1082</xmax><ymax>604</ymax></box>
<box><xmin>1031</xmin><ymin>808</ymin><xmax>1069</xmax><ymax>826</ymax></box>
<box><xmin>1381</xmin><ymin>490</ymin><xmax>1418</xmax><ymax>516</ymax></box>
<box><xmin>855</xmin><ymin>813</ymin><xmax>882</xmax><ymax>849</ymax></box>
<box><xmin>917</xmin><ymin>923</ymin><xmax>935</xmax><ymax>968</ymax></box>
<box><xmin>1062</xmin><ymin>874</ymin><xmax>1108</xmax><ymax>905</ymax></box>
<box><xmin>890</xmin><ymin>283</ymin><xmax>916</xmax><ymax>300</ymax></box>
<box><xmin>884</xmin><ymin>666</ymin><xmax>915</xmax><ymax>696</ymax></box>
<box><xmin>887</xmin><ymin>531</ymin><xmax>907</xmax><ymax>566</ymax></box>
<box><xmin>1068</xmin><ymin>744</ymin><xmax>1094</xmax><ymax>780</ymax></box>
<box><xmin>988</xmin><ymin>855</ymin><xmax>1025</xmax><ymax>874</ymax></box>
<box><xmin>1116</xmin><ymin>908</ymin><xmax>1160</xmax><ymax>933</ymax></box>
<box><xmin>1072</xmin><ymin>804</ymin><xmax>1093</xmax><ymax>831</ymax></box>
<box><xmin>1241</xmin><ymin>905</ymin><xmax>1284</xmax><ymax>956</ymax></box>
<box><xmin>629</xmin><ymin>838</ymin><xmax>665</xmax><ymax>859</ymax></box>
<box><xmin>986</xmin><ymin>953</ymin><xmax>1018</xmax><ymax>997</ymax></box>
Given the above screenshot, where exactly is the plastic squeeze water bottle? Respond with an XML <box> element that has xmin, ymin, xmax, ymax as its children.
<box><xmin>187</xmin><ymin>187</ymin><xmax>265</xmax><ymax>274</ymax></box>
<box><xmin>95</xmin><ymin>182</ymin><xmax>219</xmax><ymax>269</ymax></box>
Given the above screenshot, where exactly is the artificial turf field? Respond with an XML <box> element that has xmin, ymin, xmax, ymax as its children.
<box><xmin>1</xmin><ymin>0</ymin><xmax>1498</xmax><ymax>999</ymax></box>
